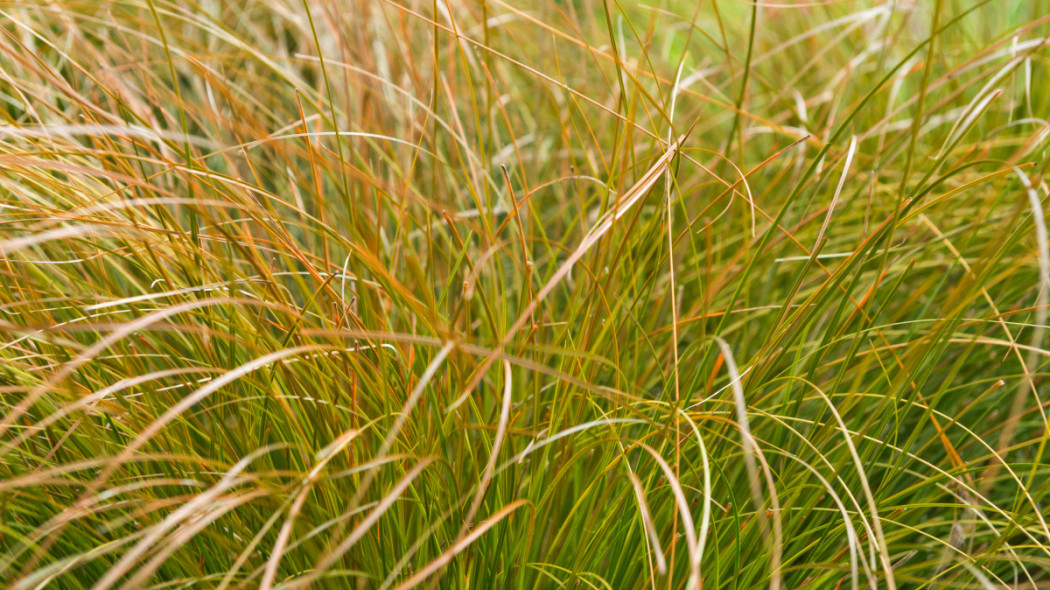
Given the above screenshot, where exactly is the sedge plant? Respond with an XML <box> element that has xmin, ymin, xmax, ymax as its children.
<box><xmin>1</xmin><ymin>0</ymin><xmax>1049</xmax><ymax>588</ymax></box>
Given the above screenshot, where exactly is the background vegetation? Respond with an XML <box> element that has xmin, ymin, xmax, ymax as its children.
<box><xmin>1</xmin><ymin>0</ymin><xmax>1049</xmax><ymax>588</ymax></box>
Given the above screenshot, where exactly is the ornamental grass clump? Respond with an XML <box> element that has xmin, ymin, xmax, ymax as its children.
<box><xmin>0</xmin><ymin>1</ymin><xmax>1049</xmax><ymax>588</ymax></box>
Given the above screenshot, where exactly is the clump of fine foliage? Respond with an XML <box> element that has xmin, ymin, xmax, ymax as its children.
<box><xmin>1</xmin><ymin>0</ymin><xmax>1049</xmax><ymax>588</ymax></box>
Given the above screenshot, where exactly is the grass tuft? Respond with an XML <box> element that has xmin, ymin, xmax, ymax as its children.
<box><xmin>1</xmin><ymin>0</ymin><xmax>1049</xmax><ymax>588</ymax></box>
